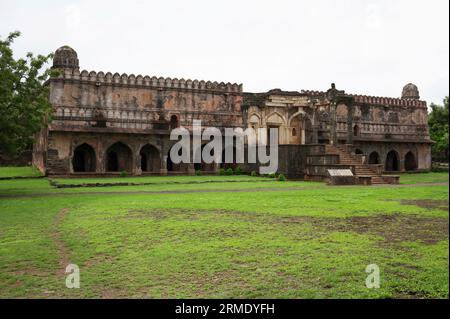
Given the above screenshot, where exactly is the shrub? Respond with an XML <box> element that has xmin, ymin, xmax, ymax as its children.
<box><xmin>195</xmin><ymin>170</ymin><xmax>202</xmax><ymax>176</ymax></box>
<box><xmin>234</xmin><ymin>166</ymin><xmax>243</xmax><ymax>175</ymax></box>
<box><xmin>268</xmin><ymin>172</ymin><xmax>276</xmax><ymax>178</ymax></box>
<box><xmin>251</xmin><ymin>170</ymin><xmax>257</xmax><ymax>177</ymax></box>
<box><xmin>119</xmin><ymin>170</ymin><xmax>127</xmax><ymax>177</ymax></box>
<box><xmin>278</xmin><ymin>174</ymin><xmax>286</xmax><ymax>181</ymax></box>
<box><xmin>218</xmin><ymin>168</ymin><xmax>226</xmax><ymax>175</ymax></box>
<box><xmin>226</xmin><ymin>168</ymin><xmax>234</xmax><ymax>175</ymax></box>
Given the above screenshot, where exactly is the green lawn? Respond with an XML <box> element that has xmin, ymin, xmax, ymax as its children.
<box><xmin>0</xmin><ymin>166</ymin><xmax>42</xmax><ymax>178</ymax></box>
<box><xmin>0</xmin><ymin>171</ymin><xmax>448</xmax><ymax>298</ymax></box>
<box><xmin>399</xmin><ymin>172</ymin><xmax>449</xmax><ymax>184</ymax></box>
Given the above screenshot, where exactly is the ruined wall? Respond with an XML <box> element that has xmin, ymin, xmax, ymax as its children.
<box><xmin>45</xmin><ymin>131</ymin><xmax>174</xmax><ymax>175</ymax></box>
<box><xmin>49</xmin><ymin>70</ymin><xmax>243</xmax><ymax>133</ymax></box>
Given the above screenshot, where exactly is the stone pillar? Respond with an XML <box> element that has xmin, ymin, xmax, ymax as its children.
<box><xmin>312</xmin><ymin>124</ymin><xmax>319</xmax><ymax>144</ymax></box>
<box><xmin>346</xmin><ymin>102</ymin><xmax>354</xmax><ymax>145</ymax></box>
<box><xmin>187</xmin><ymin>163</ymin><xmax>195</xmax><ymax>175</ymax></box>
<box><xmin>135</xmin><ymin>152</ymin><xmax>142</xmax><ymax>176</ymax></box>
<box><xmin>330</xmin><ymin>101</ymin><xmax>337</xmax><ymax>145</ymax></box>
<box><xmin>98</xmin><ymin>141</ymin><xmax>105</xmax><ymax>173</ymax></box>
<box><xmin>160</xmin><ymin>155</ymin><xmax>168</xmax><ymax>175</ymax></box>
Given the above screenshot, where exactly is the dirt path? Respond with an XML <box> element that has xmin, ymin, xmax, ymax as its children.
<box><xmin>51</xmin><ymin>208</ymin><xmax>71</xmax><ymax>275</ymax></box>
<box><xmin>0</xmin><ymin>182</ymin><xmax>447</xmax><ymax>199</ymax></box>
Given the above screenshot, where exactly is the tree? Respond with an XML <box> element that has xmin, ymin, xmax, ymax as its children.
<box><xmin>0</xmin><ymin>31</ymin><xmax>57</xmax><ymax>156</ymax></box>
<box><xmin>428</xmin><ymin>96</ymin><xmax>449</xmax><ymax>162</ymax></box>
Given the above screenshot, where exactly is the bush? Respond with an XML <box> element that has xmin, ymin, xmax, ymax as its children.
<box><xmin>195</xmin><ymin>170</ymin><xmax>202</xmax><ymax>176</ymax></box>
<box><xmin>226</xmin><ymin>168</ymin><xmax>234</xmax><ymax>175</ymax></box>
<box><xmin>268</xmin><ymin>172</ymin><xmax>276</xmax><ymax>178</ymax></box>
<box><xmin>251</xmin><ymin>170</ymin><xmax>257</xmax><ymax>177</ymax></box>
<box><xmin>218</xmin><ymin>168</ymin><xmax>226</xmax><ymax>175</ymax></box>
<box><xmin>278</xmin><ymin>174</ymin><xmax>286</xmax><ymax>181</ymax></box>
<box><xmin>119</xmin><ymin>171</ymin><xmax>127</xmax><ymax>177</ymax></box>
<box><xmin>234</xmin><ymin>166</ymin><xmax>243</xmax><ymax>175</ymax></box>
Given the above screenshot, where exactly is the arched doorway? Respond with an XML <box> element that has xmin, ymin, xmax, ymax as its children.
<box><xmin>290</xmin><ymin>115</ymin><xmax>312</xmax><ymax>145</ymax></box>
<box><xmin>106</xmin><ymin>142</ymin><xmax>132</xmax><ymax>172</ymax></box>
<box><xmin>405</xmin><ymin>151</ymin><xmax>417</xmax><ymax>171</ymax></box>
<box><xmin>72</xmin><ymin>143</ymin><xmax>96</xmax><ymax>172</ymax></box>
<box><xmin>368</xmin><ymin>151</ymin><xmax>380</xmax><ymax>164</ymax></box>
<box><xmin>385</xmin><ymin>150</ymin><xmax>399</xmax><ymax>171</ymax></box>
<box><xmin>140</xmin><ymin>144</ymin><xmax>160</xmax><ymax>172</ymax></box>
<box><xmin>353</xmin><ymin>125</ymin><xmax>360</xmax><ymax>137</ymax></box>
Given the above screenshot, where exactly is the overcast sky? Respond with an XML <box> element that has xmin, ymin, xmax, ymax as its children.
<box><xmin>1</xmin><ymin>0</ymin><xmax>448</xmax><ymax>105</ymax></box>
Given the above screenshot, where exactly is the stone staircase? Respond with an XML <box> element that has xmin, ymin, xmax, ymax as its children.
<box><xmin>325</xmin><ymin>144</ymin><xmax>399</xmax><ymax>185</ymax></box>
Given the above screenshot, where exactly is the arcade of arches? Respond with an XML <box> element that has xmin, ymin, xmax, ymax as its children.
<box><xmin>69</xmin><ymin>137</ymin><xmax>421</xmax><ymax>175</ymax></box>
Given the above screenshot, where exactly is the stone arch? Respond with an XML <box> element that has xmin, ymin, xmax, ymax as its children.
<box><xmin>106</xmin><ymin>142</ymin><xmax>133</xmax><ymax>172</ymax></box>
<box><xmin>287</xmin><ymin>111</ymin><xmax>311</xmax><ymax>127</ymax></box>
<box><xmin>288</xmin><ymin>112</ymin><xmax>313</xmax><ymax>144</ymax></box>
<box><xmin>72</xmin><ymin>143</ymin><xmax>96</xmax><ymax>172</ymax></box>
<box><xmin>385</xmin><ymin>150</ymin><xmax>399</xmax><ymax>172</ymax></box>
<box><xmin>404</xmin><ymin>151</ymin><xmax>417</xmax><ymax>171</ymax></box>
<box><xmin>249</xmin><ymin>113</ymin><xmax>261</xmax><ymax>125</ymax></box>
<box><xmin>140</xmin><ymin>144</ymin><xmax>161</xmax><ymax>172</ymax></box>
<box><xmin>368</xmin><ymin>151</ymin><xmax>380</xmax><ymax>164</ymax></box>
<box><xmin>266</xmin><ymin>111</ymin><xmax>286</xmax><ymax>125</ymax></box>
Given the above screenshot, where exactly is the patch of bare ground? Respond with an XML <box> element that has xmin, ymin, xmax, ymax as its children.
<box><xmin>117</xmin><ymin>208</ymin><xmax>449</xmax><ymax>246</ymax></box>
<box><xmin>83</xmin><ymin>254</ymin><xmax>117</xmax><ymax>269</ymax></box>
<box><xmin>400</xmin><ymin>199</ymin><xmax>449</xmax><ymax>211</ymax></box>
<box><xmin>312</xmin><ymin>214</ymin><xmax>449</xmax><ymax>246</ymax></box>
<box><xmin>51</xmin><ymin>208</ymin><xmax>71</xmax><ymax>275</ymax></box>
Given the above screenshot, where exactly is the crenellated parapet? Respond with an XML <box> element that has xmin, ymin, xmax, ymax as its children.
<box><xmin>56</xmin><ymin>68</ymin><xmax>243</xmax><ymax>94</ymax></box>
<box><xmin>301</xmin><ymin>90</ymin><xmax>427</xmax><ymax>108</ymax></box>
<box><xmin>350</xmin><ymin>94</ymin><xmax>427</xmax><ymax>108</ymax></box>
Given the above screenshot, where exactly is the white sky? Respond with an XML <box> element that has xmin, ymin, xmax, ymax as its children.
<box><xmin>1</xmin><ymin>0</ymin><xmax>449</xmax><ymax>105</ymax></box>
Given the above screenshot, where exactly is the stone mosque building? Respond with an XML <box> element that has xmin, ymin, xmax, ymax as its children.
<box><xmin>32</xmin><ymin>46</ymin><xmax>433</xmax><ymax>184</ymax></box>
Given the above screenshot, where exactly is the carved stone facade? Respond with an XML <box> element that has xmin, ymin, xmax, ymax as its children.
<box><xmin>33</xmin><ymin>46</ymin><xmax>432</xmax><ymax>178</ymax></box>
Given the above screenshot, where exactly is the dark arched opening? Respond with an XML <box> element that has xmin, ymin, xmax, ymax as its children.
<box><xmin>292</xmin><ymin>128</ymin><xmax>297</xmax><ymax>136</ymax></box>
<box><xmin>72</xmin><ymin>143</ymin><xmax>96</xmax><ymax>172</ymax></box>
<box><xmin>140</xmin><ymin>144</ymin><xmax>160</xmax><ymax>172</ymax></box>
<box><xmin>170</xmin><ymin>115</ymin><xmax>179</xmax><ymax>130</ymax></box>
<box><xmin>106</xmin><ymin>142</ymin><xmax>132</xmax><ymax>172</ymax></box>
<box><xmin>405</xmin><ymin>151</ymin><xmax>417</xmax><ymax>171</ymax></box>
<box><xmin>368</xmin><ymin>151</ymin><xmax>380</xmax><ymax>164</ymax></box>
<box><xmin>353</xmin><ymin>125</ymin><xmax>360</xmax><ymax>137</ymax></box>
<box><xmin>385</xmin><ymin>150</ymin><xmax>399</xmax><ymax>171</ymax></box>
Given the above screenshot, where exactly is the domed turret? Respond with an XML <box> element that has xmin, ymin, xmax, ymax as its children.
<box><xmin>52</xmin><ymin>46</ymin><xmax>79</xmax><ymax>70</ymax></box>
<box><xmin>402</xmin><ymin>83</ymin><xmax>420</xmax><ymax>100</ymax></box>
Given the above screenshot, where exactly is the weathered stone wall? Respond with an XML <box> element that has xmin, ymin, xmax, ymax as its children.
<box><xmin>49</xmin><ymin>69</ymin><xmax>243</xmax><ymax>133</ymax></box>
<box><xmin>34</xmin><ymin>46</ymin><xmax>432</xmax><ymax>176</ymax></box>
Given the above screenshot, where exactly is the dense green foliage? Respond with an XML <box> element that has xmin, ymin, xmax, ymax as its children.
<box><xmin>429</xmin><ymin>97</ymin><xmax>449</xmax><ymax>162</ymax></box>
<box><xmin>0</xmin><ymin>31</ymin><xmax>56</xmax><ymax>156</ymax></box>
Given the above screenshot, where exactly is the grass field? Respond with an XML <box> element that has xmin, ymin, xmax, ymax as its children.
<box><xmin>0</xmin><ymin>166</ymin><xmax>42</xmax><ymax>178</ymax></box>
<box><xmin>0</xmin><ymin>170</ymin><xmax>448</xmax><ymax>298</ymax></box>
